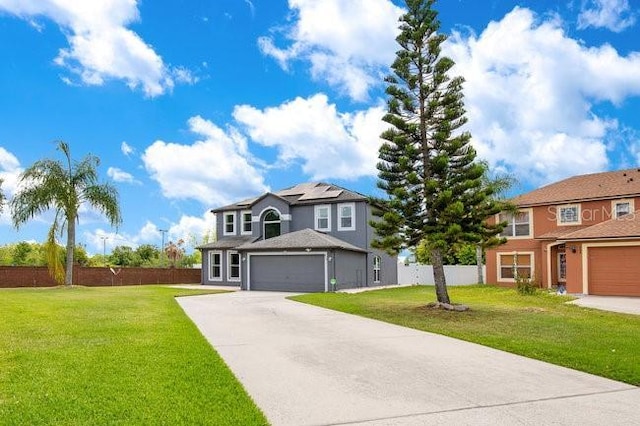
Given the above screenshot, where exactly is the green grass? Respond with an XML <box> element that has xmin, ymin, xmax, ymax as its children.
<box><xmin>0</xmin><ymin>286</ymin><xmax>267</xmax><ymax>425</ymax></box>
<box><xmin>291</xmin><ymin>285</ymin><xmax>640</xmax><ymax>385</ymax></box>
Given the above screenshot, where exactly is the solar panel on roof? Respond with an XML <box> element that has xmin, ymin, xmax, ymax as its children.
<box><xmin>298</xmin><ymin>189</ymin><xmax>343</xmax><ymax>200</ymax></box>
<box><xmin>277</xmin><ymin>182</ymin><xmax>322</xmax><ymax>196</ymax></box>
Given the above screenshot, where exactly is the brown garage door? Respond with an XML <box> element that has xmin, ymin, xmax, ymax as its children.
<box><xmin>588</xmin><ymin>246</ymin><xmax>640</xmax><ymax>296</ymax></box>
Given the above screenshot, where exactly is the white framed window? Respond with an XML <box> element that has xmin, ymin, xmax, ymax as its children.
<box><xmin>223</xmin><ymin>212</ymin><xmax>236</xmax><ymax>236</ymax></box>
<box><xmin>337</xmin><ymin>203</ymin><xmax>356</xmax><ymax>231</ymax></box>
<box><xmin>373</xmin><ymin>255</ymin><xmax>381</xmax><ymax>283</ymax></box>
<box><xmin>241</xmin><ymin>210</ymin><xmax>252</xmax><ymax>235</ymax></box>
<box><xmin>497</xmin><ymin>252</ymin><xmax>534</xmax><ymax>282</ymax></box>
<box><xmin>227</xmin><ymin>251</ymin><xmax>240</xmax><ymax>282</ymax></box>
<box><xmin>557</xmin><ymin>204</ymin><xmax>581</xmax><ymax>225</ymax></box>
<box><xmin>208</xmin><ymin>251</ymin><xmax>222</xmax><ymax>281</ymax></box>
<box><xmin>314</xmin><ymin>205</ymin><xmax>331</xmax><ymax>231</ymax></box>
<box><xmin>498</xmin><ymin>209</ymin><xmax>532</xmax><ymax>238</ymax></box>
<box><xmin>613</xmin><ymin>199</ymin><xmax>633</xmax><ymax>219</ymax></box>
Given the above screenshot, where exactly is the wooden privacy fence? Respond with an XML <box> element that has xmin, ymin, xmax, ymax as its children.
<box><xmin>0</xmin><ymin>266</ymin><xmax>201</xmax><ymax>288</ymax></box>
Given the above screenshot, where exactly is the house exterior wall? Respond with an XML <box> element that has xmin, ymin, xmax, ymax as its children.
<box><xmin>487</xmin><ymin>196</ymin><xmax>640</xmax><ymax>291</ymax></box>
<box><xmin>204</xmin><ymin>192</ymin><xmax>398</xmax><ymax>291</ymax></box>
<box><xmin>333</xmin><ymin>250</ymin><xmax>367</xmax><ymax>289</ymax></box>
<box><xmin>201</xmin><ymin>248</ymin><xmax>240</xmax><ymax>286</ymax></box>
<box><xmin>289</xmin><ymin>202</ymin><xmax>369</xmax><ymax>248</ymax></box>
<box><xmin>251</xmin><ymin>195</ymin><xmax>292</xmax><ymax>237</ymax></box>
<box><xmin>486</xmin><ymin>238</ymin><xmax>544</xmax><ymax>287</ymax></box>
<box><xmin>564</xmin><ymin>244</ymin><xmax>582</xmax><ymax>293</ymax></box>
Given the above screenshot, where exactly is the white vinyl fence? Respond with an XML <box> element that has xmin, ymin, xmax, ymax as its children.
<box><xmin>398</xmin><ymin>264</ymin><xmax>485</xmax><ymax>286</ymax></box>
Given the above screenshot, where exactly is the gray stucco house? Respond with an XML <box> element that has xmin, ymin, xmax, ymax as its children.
<box><xmin>198</xmin><ymin>182</ymin><xmax>397</xmax><ymax>292</ymax></box>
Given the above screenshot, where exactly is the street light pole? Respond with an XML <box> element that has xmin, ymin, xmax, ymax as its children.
<box><xmin>159</xmin><ymin>229</ymin><xmax>168</xmax><ymax>267</ymax></box>
<box><xmin>100</xmin><ymin>236</ymin><xmax>109</xmax><ymax>266</ymax></box>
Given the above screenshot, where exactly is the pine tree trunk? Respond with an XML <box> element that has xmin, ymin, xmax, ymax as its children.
<box><xmin>431</xmin><ymin>247</ymin><xmax>450</xmax><ymax>304</ymax></box>
<box><xmin>65</xmin><ymin>218</ymin><xmax>75</xmax><ymax>286</ymax></box>
<box><xmin>476</xmin><ymin>244</ymin><xmax>484</xmax><ymax>284</ymax></box>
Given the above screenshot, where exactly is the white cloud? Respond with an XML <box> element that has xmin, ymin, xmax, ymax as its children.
<box><xmin>0</xmin><ymin>146</ymin><xmax>23</xmax><ymax>198</ymax></box>
<box><xmin>172</xmin><ymin>66</ymin><xmax>198</xmax><ymax>84</ymax></box>
<box><xmin>107</xmin><ymin>166</ymin><xmax>139</xmax><ymax>184</ymax></box>
<box><xmin>233</xmin><ymin>94</ymin><xmax>387</xmax><ymax>180</ymax></box>
<box><xmin>577</xmin><ymin>0</ymin><xmax>636</xmax><ymax>32</ymax></box>
<box><xmin>0</xmin><ymin>0</ymin><xmax>190</xmax><ymax>96</ymax></box>
<box><xmin>258</xmin><ymin>0</ymin><xmax>403</xmax><ymax>101</ymax></box>
<box><xmin>121</xmin><ymin>141</ymin><xmax>134</xmax><ymax>156</ymax></box>
<box><xmin>167</xmin><ymin>213</ymin><xmax>214</xmax><ymax>249</ymax></box>
<box><xmin>142</xmin><ymin>116</ymin><xmax>268</xmax><ymax>207</ymax></box>
<box><xmin>445</xmin><ymin>7</ymin><xmax>640</xmax><ymax>184</ymax></box>
<box><xmin>84</xmin><ymin>212</ymin><xmax>213</xmax><ymax>253</ymax></box>
<box><xmin>0</xmin><ymin>147</ymin><xmax>23</xmax><ymax>224</ymax></box>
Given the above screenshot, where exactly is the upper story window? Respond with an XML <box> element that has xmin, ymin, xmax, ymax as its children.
<box><xmin>613</xmin><ymin>199</ymin><xmax>633</xmax><ymax>219</ymax></box>
<box><xmin>241</xmin><ymin>210</ymin><xmax>252</xmax><ymax>235</ymax></box>
<box><xmin>263</xmin><ymin>209</ymin><xmax>281</xmax><ymax>240</ymax></box>
<box><xmin>223</xmin><ymin>212</ymin><xmax>236</xmax><ymax>236</ymax></box>
<box><xmin>315</xmin><ymin>205</ymin><xmax>331</xmax><ymax>231</ymax></box>
<box><xmin>338</xmin><ymin>203</ymin><xmax>356</xmax><ymax>231</ymax></box>
<box><xmin>557</xmin><ymin>204</ymin><xmax>581</xmax><ymax>226</ymax></box>
<box><xmin>498</xmin><ymin>210</ymin><xmax>531</xmax><ymax>238</ymax></box>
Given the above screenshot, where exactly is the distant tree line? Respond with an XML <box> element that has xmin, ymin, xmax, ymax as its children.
<box><xmin>0</xmin><ymin>242</ymin><xmax>200</xmax><ymax>268</ymax></box>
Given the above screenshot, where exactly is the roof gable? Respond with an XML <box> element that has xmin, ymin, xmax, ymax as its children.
<box><xmin>212</xmin><ymin>182</ymin><xmax>367</xmax><ymax>212</ymax></box>
<box><xmin>514</xmin><ymin>169</ymin><xmax>640</xmax><ymax>207</ymax></box>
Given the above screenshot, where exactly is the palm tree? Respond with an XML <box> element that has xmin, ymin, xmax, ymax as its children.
<box><xmin>11</xmin><ymin>142</ymin><xmax>122</xmax><ymax>285</ymax></box>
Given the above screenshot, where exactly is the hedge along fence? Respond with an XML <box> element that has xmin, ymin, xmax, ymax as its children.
<box><xmin>0</xmin><ymin>266</ymin><xmax>202</xmax><ymax>288</ymax></box>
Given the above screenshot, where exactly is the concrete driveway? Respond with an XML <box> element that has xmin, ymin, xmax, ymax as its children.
<box><xmin>178</xmin><ymin>291</ymin><xmax>640</xmax><ymax>426</ymax></box>
<box><xmin>569</xmin><ymin>295</ymin><xmax>640</xmax><ymax>315</ymax></box>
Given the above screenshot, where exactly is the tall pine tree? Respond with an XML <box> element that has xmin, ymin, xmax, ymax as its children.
<box><xmin>371</xmin><ymin>0</ymin><xmax>503</xmax><ymax>305</ymax></box>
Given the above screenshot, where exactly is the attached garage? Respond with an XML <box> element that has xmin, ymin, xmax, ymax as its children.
<box><xmin>588</xmin><ymin>246</ymin><xmax>640</xmax><ymax>296</ymax></box>
<box><xmin>247</xmin><ymin>253</ymin><xmax>326</xmax><ymax>292</ymax></box>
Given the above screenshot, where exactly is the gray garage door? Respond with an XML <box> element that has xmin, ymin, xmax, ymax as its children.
<box><xmin>249</xmin><ymin>254</ymin><xmax>325</xmax><ymax>292</ymax></box>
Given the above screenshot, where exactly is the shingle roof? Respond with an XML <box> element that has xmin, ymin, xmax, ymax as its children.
<box><xmin>211</xmin><ymin>182</ymin><xmax>367</xmax><ymax>212</ymax></box>
<box><xmin>196</xmin><ymin>235</ymin><xmax>256</xmax><ymax>250</ymax></box>
<box><xmin>236</xmin><ymin>228</ymin><xmax>368</xmax><ymax>253</ymax></box>
<box><xmin>536</xmin><ymin>226</ymin><xmax>590</xmax><ymax>240</ymax></box>
<box><xmin>513</xmin><ymin>168</ymin><xmax>640</xmax><ymax>207</ymax></box>
<box><xmin>561</xmin><ymin>212</ymin><xmax>640</xmax><ymax>240</ymax></box>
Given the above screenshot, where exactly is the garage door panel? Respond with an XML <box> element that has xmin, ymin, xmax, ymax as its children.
<box><xmin>589</xmin><ymin>246</ymin><xmax>640</xmax><ymax>296</ymax></box>
<box><xmin>249</xmin><ymin>254</ymin><xmax>325</xmax><ymax>292</ymax></box>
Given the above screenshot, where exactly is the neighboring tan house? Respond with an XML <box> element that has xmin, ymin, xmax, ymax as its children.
<box><xmin>486</xmin><ymin>168</ymin><xmax>640</xmax><ymax>296</ymax></box>
<box><xmin>198</xmin><ymin>182</ymin><xmax>397</xmax><ymax>292</ymax></box>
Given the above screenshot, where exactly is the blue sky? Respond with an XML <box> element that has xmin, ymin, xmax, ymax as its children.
<box><xmin>0</xmin><ymin>0</ymin><xmax>639</xmax><ymax>254</ymax></box>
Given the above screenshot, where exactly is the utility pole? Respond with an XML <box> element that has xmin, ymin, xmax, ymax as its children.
<box><xmin>159</xmin><ymin>229</ymin><xmax>168</xmax><ymax>267</ymax></box>
<box><xmin>100</xmin><ymin>236</ymin><xmax>109</xmax><ymax>266</ymax></box>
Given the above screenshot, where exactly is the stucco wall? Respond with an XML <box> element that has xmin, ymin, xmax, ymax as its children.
<box><xmin>333</xmin><ymin>250</ymin><xmax>367</xmax><ymax>289</ymax></box>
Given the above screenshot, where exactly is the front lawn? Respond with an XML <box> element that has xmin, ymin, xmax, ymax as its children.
<box><xmin>0</xmin><ymin>286</ymin><xmax>267</xmax><ymax>425</ymax></box>
<box><xmin>291</xmin><ymin>285</ymin><xmax>640</xmax><ymax>385</ymax></box>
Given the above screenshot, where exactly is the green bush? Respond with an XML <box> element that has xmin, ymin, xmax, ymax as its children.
<box><xmin>515</xmin><ymin>274</ymin><xmax>539</xmax><ymax>295</ymax></box>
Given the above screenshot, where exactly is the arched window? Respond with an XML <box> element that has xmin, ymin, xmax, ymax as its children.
<box><xmin>263</xmin><ymin>209</ymin><xmax>281</xmax><ymax>239</ymax></box>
